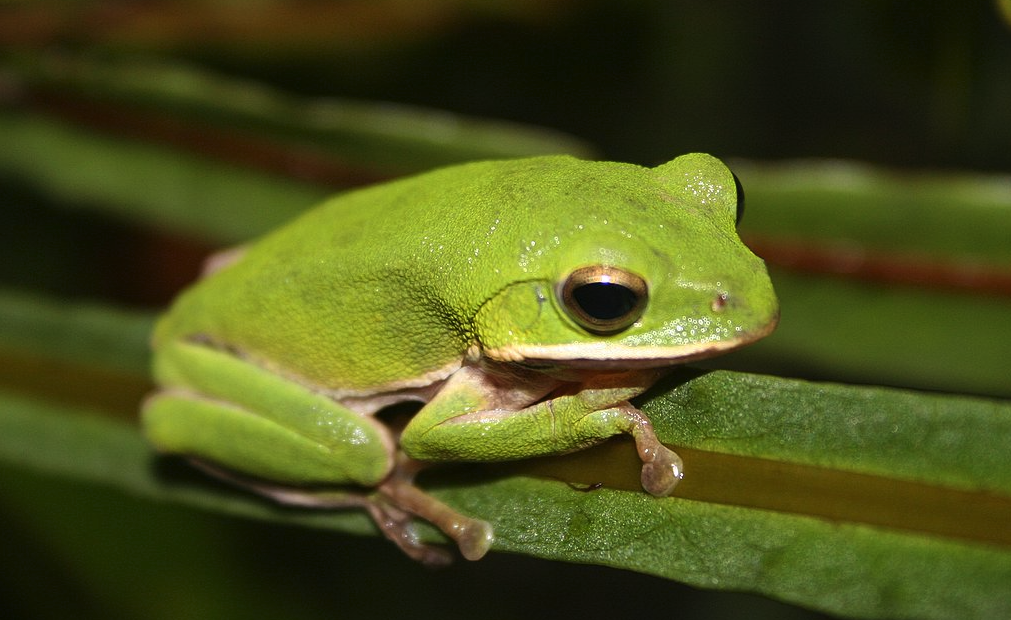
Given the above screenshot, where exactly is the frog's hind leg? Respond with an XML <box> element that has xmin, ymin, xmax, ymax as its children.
<box><xmin>144</xmin><ymin>340</ymin><xmax>493</xmax><ymax>563</ymax></box>
<box><xmin>377</xmin><ymin>455</ymin><xmax>493</xmax><ymax>562</ymax></box>
<box><xmin>144</xmin><ymin>340</ymin><xmax>395</xmax><ymax>487</ymax></box>
<box><xmin>188</xmin><ymin>459</ymin><xmax>490</xmax><ymax>566</ymax></box>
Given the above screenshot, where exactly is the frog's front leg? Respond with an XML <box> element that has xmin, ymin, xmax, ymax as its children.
<box><xmin>400</xmin><ymin>364</ymin><xmax>684</xmax><ymax>496</ymax></box>
<box><xmin>142</xmin><ymin>340</ymin><xmax>492</xmax><ymax>564</ymax></box>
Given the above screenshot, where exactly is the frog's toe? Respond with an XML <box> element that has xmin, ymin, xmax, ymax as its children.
<box><xmin>398</xmin><ymin>534</ymin><xmax>455</xmax><ymax>567</ymax></box>
<box><xmin>455</xmin><ymin>518</ymin><xmax>494</xmax><ymax>561</ymax></box>
<box><xmin>640</xmin><ymin>446</ymin><xmax>684</xmax><ymax>497</ymax></box>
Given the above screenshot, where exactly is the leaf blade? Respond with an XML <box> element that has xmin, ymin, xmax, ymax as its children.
<box><xmin>2</xmin><ymin>365</ymin><xmax>1009</xmax><ymax>619</ymax></box>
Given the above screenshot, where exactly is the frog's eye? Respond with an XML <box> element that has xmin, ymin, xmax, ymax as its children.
<box><xmin>558</xmin><ymin>266</ymin><xmax>648</xmax><ymax>335</ymax></box>
<box><xmin>732</xmin><ymin>171</ymin><xmax>745</xmax><ymax>226</ymax></box>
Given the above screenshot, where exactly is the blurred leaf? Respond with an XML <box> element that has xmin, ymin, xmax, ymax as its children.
<box><xmin>8</xmin><ymin>52</ymin><xmax>593</xmax><ymax>175</ymax></box>
<box><xmin>729</xmin><ymin>160</ymin><xmax>1011</xmax><ymax>397</ymax></box>
<box><xmin>0</xmin><ymin>108</ymin><xmax>325</xmax><ymax>244</ymax></box>
<box><xmin>0</xmin><ymin>420</ymin><xmax>334</xmax><ymax>620</ymax></box>
<box><xmin>0</xmin><ymin>53</ymin><xmax>592</xmax><ymax>243</ymax></box>
<box><xmin>0</xmin><ymin>290</ymin><xmax>152</xmax><ymax>376</ymax></box>
<box><xmin>735</xmin><ymin>271</ymin><xmax>1011</xmax><ymax>397</ymax></box>
<box><xmin>998</xmin><ymin>0</ymin><xmax>1011</xmax><ymax>27</ymax></box>
<box><xmin>0</xmin><ymin>0</ymin><xmax>570</xmax><ymax>54</ymax></box>
<box><xmin>736</xmin><ymin>159</ymin><xmax>1011</xmax><ymax>263</ymax></box>
<box><xmin>0</xmin><ymin>290</ymin><xmax>152</xmax><ymax>415</ymax></box>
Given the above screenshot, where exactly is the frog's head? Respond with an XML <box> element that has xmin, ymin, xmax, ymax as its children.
<box><xmin>473</xmin><ymin>153</ymin><xmax>779</xmax><ymax>369</ymax></box>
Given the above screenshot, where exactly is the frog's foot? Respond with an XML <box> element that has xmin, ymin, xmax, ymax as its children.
<box><xmin>638</xmin><ymin>442</ymin><xmax>684</xmax><ymax>496</ymax></box>
<box><xmin>618</xmin><ymin>404</ymin><xmax>684</xmax><ymax>496</ymax></box>
<box><xmin>187</xmin><ymin>458</ymin><xmax>490</xmax><ymax>565</ymax></box>
<box><xmin>378</xmin><ymin>476</ymin><xmax>494</xmax><ymax>562</ymax></box>
<box><xmin>360</xmin><ymin>501</ymin><xmax>455</xmax><ymax>566</ymax></box>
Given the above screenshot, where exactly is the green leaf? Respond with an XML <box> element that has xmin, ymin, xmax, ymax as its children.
<box><xmin>12</xmin><ymin>53</ymin><xmax>594</xmax><ymax>173</ymax></box>
<box><xmin>0</xmin><ymin>290</ymin><xmax>152</xmax><ymax>376</ymax></box>
<box><xmin>997</xmin><ymin>0</ymin><xmax>1011</xmax><ymax>29</ymax></box>
<box><xmin>727</xmin><ymin>160</ymin><xmax>1011</xmax><ymax>397</ymax></box>
<box><xmin>736</xmin><ymin>160</ymin><xmax>1011</xmax><ymax>262</ymax></box>
<box><xmin>439</xmin><ymin>478</ymin><xmax>1011</xmax><ymax>620</ymax></box>
<box><xmin>0</xmin><ymin>290</ymin><xmax>153</xmax><ymax>415</ymax></box>
<box><xmin>0</xmin><ymin>108</ymin><xmax>327</xmax><ymax>244</ymax></box>
<box><xmin>1</xmin><ymin>53</ymin><xmax>592</xmax><ymax>243</ymax></box>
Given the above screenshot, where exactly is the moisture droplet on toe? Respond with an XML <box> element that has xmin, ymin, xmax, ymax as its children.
<box><xmin>454</xmin><ymin>518</ymin><xmax>495</xmax><ymax>561</ymax></box>
<box><xmin>640</xmin><ymin>446</ymin><xmax>684</xmax><ymax>497</ymax></box>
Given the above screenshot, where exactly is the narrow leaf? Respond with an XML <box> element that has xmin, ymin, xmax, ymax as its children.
<box><xmin>0</xmin><ymin>290</ymin><xmax>152</xmax><ymax>377</ymax></box>
<box><xmin>0</xmin><ymin>109</ymin><xmax>325</xmax><ymax>243</ymax></box>
<box><xmin>729</xmin><ymin>160</ymin><xmax>1011</xmax><ymax>397</ymax></box>
<box><xmin>1</xmin><ymin>365</ymin><xmax>1008</xmax><ymax>619</ymax></box>
<box><xmin>1</xmin><ymin>53</ymin><xmax>592</xmax><ymax>242</ymax></box>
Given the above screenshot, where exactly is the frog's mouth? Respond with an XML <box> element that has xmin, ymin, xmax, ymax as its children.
<box><xmin>487</xmin><ymin>312</ymin><xmax>779</xmax><ymax>370</ymax></box>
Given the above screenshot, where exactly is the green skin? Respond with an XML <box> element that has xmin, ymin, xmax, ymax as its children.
<box><xmin>143</xmin><ymin>153</ymin><xmax>779</xmax><ymax>564</ymax></box>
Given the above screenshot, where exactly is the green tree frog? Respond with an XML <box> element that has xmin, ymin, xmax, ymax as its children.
<box><xmin>142</xmin><ymin>153</ymin><xmax>779</xmax><ymax>564</ymax></box>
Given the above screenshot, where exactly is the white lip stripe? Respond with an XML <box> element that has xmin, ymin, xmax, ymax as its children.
<box><xmin>486</xmin><ymin>337</ymin><xmax>746</xmax><ymax>364</ymax></box>
<box><xmin>483</xmin><ymin>320</ymin><xmax>778</xmax><ymax>366</ymax></box>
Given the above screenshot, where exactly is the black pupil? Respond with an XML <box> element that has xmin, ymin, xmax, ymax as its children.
<box><xmin>572</xmin><ymin>282</ymin><xmax>639</xmax><ymax>321</ymax></box>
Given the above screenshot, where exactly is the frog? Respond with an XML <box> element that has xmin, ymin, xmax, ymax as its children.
<box><xmin>141</xmin><ymin>153</ymin><xmax>779</xmax><ymax>564</ymax></box>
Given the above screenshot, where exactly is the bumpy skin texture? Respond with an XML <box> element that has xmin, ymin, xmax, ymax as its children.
<box><xmin>142</xmin><ymin>153</ymin><xmax>779</xmax><ymax>563</ymax></box>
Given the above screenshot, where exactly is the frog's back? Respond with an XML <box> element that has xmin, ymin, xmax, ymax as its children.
<box><xmin>154</xmin><ymin>156</ymin><xmax>692</xmax><ymax>392</ymax></box>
